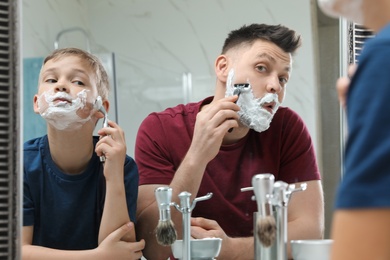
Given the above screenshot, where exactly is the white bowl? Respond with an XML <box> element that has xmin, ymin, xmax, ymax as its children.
<box><xmin>290</xmin><ymin>239</ymin><xmax>333</xmax><ymax>260</ymax></box>
<box><xmin>171</xmin><ymin>237</ymin><xmax>222</xmax><ymax>259</ymax></box>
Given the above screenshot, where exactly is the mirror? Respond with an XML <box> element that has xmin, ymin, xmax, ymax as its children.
<box><xmin>21</xmin><ymin>0</ymin><xmax>340</xmax><ymax>244</ymax></box>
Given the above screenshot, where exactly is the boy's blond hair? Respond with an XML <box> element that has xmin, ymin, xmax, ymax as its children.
<box><xmin>42</xmin><ymin>47</ymin><xmax>110</xmax><ymax>100</ymax></box>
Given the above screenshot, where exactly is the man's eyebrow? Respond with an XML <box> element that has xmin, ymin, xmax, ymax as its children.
<box><xmin>257</xmin><ymin>53</ymin><xmax>276</xmax><ymax>63</ymax></box>
<box><xmin>256</xmin><ymin>53</ymin><xmax>291</xmax><ymax>72</ymax></box>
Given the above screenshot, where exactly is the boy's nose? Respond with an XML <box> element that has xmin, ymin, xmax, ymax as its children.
<box><xmin>55</xmin><ymin>85</ymin><xmax>68</xmax><ymax>92</ymax></box>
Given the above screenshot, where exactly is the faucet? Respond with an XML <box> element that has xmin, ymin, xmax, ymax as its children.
<box><xmin>241</xmin><ymin>174</ymin><xmax>306</xmax><ymax>260</ymax></box>
<box><xmin>154</xmin><ymin>187</ymin><xmax>213</xmax><ymax>260</ymax></box>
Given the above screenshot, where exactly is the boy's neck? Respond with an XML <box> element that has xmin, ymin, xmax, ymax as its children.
<box><xmin>47</xmin><ymin>127</ymin><xmax>95</xmax><ymax>174</ymax></box>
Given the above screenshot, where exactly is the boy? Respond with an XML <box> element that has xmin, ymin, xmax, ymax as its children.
<box><xmin>23</xmin><ymin>48</ymin><xmax>144</xmax><ymax>259</ymax></box>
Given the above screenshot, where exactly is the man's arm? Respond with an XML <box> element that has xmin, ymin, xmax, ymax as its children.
<box><xmin>136</xmin><ymin>152</ymin><xmax>211</xmax><ymax>259</ymax></box>
<box><xmin>189</xmin><ymin>180</ymin><xmax>323</xmax><ymax>260</ymax></box>
<box><xmin>331</xmin><ymin>209</ymin><xmax>390</xmax><ymax>260</ymax></box>
<box><xmin>136</xmin><ymin>96</ymin><xmax>240</xmax><ymax>259</ymax></box>
<box><xmin>286</xmin><ymin>180</ymin><xmax>324</xmax><ymax>258</ymax></box>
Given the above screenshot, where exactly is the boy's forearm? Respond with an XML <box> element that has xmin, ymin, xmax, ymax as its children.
<box><xmin>22</xmin><ymin>245</ymin><xmax>100</xmax><ymax>260</ymax></box>
<box><xmin>99</xmin><ymin>179</ymin><xmax>133</xmax><ymax>243</ymax></box>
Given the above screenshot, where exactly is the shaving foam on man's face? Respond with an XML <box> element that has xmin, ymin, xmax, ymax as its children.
<box><xmin>318</xmin><ymin>0</ymin><xmax>364</xmax><ymax>25</ymax></box>
<box><xmin>37</xmin><ymin>89</ymin><xmax>95</xmax><ymax>131</ymax></box>
<box><xmin>225</xmin><ymin>69</ymin><xmax>280</xmax><ymax>133</ymax></box>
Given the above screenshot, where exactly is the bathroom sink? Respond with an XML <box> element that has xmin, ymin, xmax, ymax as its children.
<box><xmin>171</xmin><ymin>237</ymin><xmax>222</xmax><ymax>260</ymax></box>
<box><xmin>290</xmin><ymin>239</ymin><xmax>333</xmax><ymax>260</ymax></box>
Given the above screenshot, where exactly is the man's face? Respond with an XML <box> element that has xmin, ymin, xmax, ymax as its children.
<box><xmin>224</xmin><ymin>40</ymin><xmax>292</xmax><ymax>132</ymax></box>
<box><xmin>318</xmin><ymin>0</ymin><xmax>364</xmax><ymax>25</ymax></box>
<box><xmin>228</xmin><ymin>40</ymin><xmax>291</xmax><ymax>105</ymax></box>
<box><xmin>34</xmin><ymin>55</ymin><xmax>101</xmax><ymax>130</ymax></box>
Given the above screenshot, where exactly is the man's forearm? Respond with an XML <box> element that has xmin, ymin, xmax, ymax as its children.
<box><xmin>218</xmin><ymin>237</ymin><xmax>254</xmax><ymax>260</ymax></box>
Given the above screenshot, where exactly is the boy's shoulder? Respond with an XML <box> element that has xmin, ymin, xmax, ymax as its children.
<box><xmin>24</xmin><ymin>135</ymin><xmax>47</xmax><ymax>151</ymax></box>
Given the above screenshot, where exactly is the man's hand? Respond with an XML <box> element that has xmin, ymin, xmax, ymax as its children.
<box><xmin>191</xmin><ymin>217</ymin><xmax>245</xmax><ymax>260</ymax></box>
<box><xmin>337</xmin><ymin>64</ymin><xmax>357</xmax><ymax>108</ymax></box>
<box><xmin>188</xmin><ymin>96</ymin><xmax>239</xmax><ymax>165</ymax></box>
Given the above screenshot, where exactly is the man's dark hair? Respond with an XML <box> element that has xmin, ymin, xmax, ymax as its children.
<box><xmin>221</xmin><ymin>23</ymin><xmax>302</xmax><ymax>55</ymax></box>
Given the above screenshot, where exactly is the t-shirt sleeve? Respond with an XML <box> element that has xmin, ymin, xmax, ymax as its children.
<box><xmin>124</xmin><ymin>156</ymin><xmax>139</xmax><ymax>223</ymax></box>
<box><xmin>135</xmin><ymin>113</ymin><xmax>176</xmax><ymax>186</ymax></box>
<box><xmin>23</xmin><ymin>171</ymin><xmax>35</xmax><ymax>226</ymax></box>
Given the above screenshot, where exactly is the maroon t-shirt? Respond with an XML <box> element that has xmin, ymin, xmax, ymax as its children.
<box><xmin>135</xmin><ymin>96</ymin><xmax>320</xmax><ymax>237</ymax></box>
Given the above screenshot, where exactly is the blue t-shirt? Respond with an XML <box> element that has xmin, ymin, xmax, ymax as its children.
<box><xmin>336</xmin><ymin>23</ymin><xmax>390</xmax><ymax>209</ymax></box>
<box><xmin>23</xmin><ymin>135</ymin><xmax>139</xmax><ymax>250</ymax></box>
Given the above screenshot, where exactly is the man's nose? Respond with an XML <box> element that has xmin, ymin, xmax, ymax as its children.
<box><xmin>266</xmin><ymin>75</ymin><xmax>281</xmax><ymax>94</ymax></box>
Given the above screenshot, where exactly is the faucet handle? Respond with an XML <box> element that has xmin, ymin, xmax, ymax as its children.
<box><xmin>190</xmin><ymin>192</ymin><xmax>213</xmax><ymax>211</ymax></box>
<box><xmin>287</xmin><ymin>183</ymin><xmax>307</xmax><ymax>195</ymax></box>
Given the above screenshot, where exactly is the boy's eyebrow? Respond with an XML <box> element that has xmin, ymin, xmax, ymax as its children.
<box><xmin>42</xmin><ymin>67</ymin><xmax>90</xmax><ymax>76</ymax></box>
<box><xmin>256</xmin><ymin>53</ymin><xmax>291</xmax><ymax>73</ymax></box>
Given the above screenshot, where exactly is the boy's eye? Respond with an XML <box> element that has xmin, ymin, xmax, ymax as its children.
<box><xmin>73</xmin><ymin>80</ymin><xmax>85</xmax><ymax>86</ymax></box>
<box><xmin>45</xmin><ymin>78</ymin><xmax>57</xmax><ymax>83</ymax></box>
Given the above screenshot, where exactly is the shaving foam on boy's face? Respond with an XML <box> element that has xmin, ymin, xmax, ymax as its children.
<box><xmin>37</xmin><ymin>89</ymin><xmax>96</xmax><ymax>131</ymax></box>
<box><xmin>225</xmin><ymin>69</ymin><xmax>281</xmax><ymax>133</ymax></box>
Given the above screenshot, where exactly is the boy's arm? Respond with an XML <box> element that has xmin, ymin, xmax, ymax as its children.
<box><xmin>96</xmin><ymin>120</ymin><xmax>135</xmax><ymax>243</ymax></box>
<box><xmin>22</xmin><ymin>224</ymin><xmax>144</xmax><ymax>260</ymax></box>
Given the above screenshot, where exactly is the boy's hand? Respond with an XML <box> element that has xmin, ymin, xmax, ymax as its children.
<box><xmin>95</xmin><ymin>120</ymin><xmax>127</xmax><ymax>181</ymax></box>
<box><xmin>98</xmin><ymin>222</ymin><xmax>145</xmax><ymax>260</ymax></box>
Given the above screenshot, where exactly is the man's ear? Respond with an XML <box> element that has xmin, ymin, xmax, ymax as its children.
<box><xmin>214</xmin><ymin>55</ymin><xmax>230</xmax><ymax>81</ymax></box>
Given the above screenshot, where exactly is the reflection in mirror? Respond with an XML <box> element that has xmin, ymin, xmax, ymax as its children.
<box><xmin>21</xmin><ymin>0</ymin><xmax>341</xmax><ymax>255</ymax></box>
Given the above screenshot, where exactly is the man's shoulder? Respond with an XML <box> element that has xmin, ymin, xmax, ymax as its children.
<box><xmin>141</xmin><ymin>98</ymin><xmax>208</xmax><ymax>127</ymax></box>
<box><xmin>154</xmin><ymin>99</ymin><xmax>205</xmax><ymax>118</ymax></box>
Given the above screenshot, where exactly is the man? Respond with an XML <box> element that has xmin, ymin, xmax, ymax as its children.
<box><xmin>318</xmin><ymin>1</ymin><xmax>390</xmax><ymax>259</ymax></box>
<box><xmin>135</xmin><ymin>23</ymin><xmax>324</xmax><ymax>259</ymax></box>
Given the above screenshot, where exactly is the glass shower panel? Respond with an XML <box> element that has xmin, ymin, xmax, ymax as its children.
<box><xmin>115</xmin><ymin>58</ymin><xmax>195</xmax><ymax>157</ymax></box>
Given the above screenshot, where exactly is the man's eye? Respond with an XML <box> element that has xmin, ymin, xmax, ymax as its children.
<box><xmin>256</xmin><ymin>65</ymin><xmax>267</xmax><ymax>72</ymax></box>
<box><xmin>279</xmin><ymin>78</ymin><xmax>288</xmax><ymax>84</ymax></box>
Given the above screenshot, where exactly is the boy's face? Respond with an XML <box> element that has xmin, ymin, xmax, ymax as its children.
<box><xmin>223</xmin><ymin>40</ymin><xmax>291</xmax><ymax>132</ymax></box>
<box><xmin>34</xmin><ymin>55</ymin><xmax>101</xmax><ymax>131</ymax></box>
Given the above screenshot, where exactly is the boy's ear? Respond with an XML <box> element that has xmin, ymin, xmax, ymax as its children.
<box><xmin>33</xmin><ymin>95</ymin><xmax>40</xmax><ymax>114</ymax></box>
<box><xmin>103</xmin><ymin>99</ymin><xmax>110</xmax><ymax>114</ymax></box>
